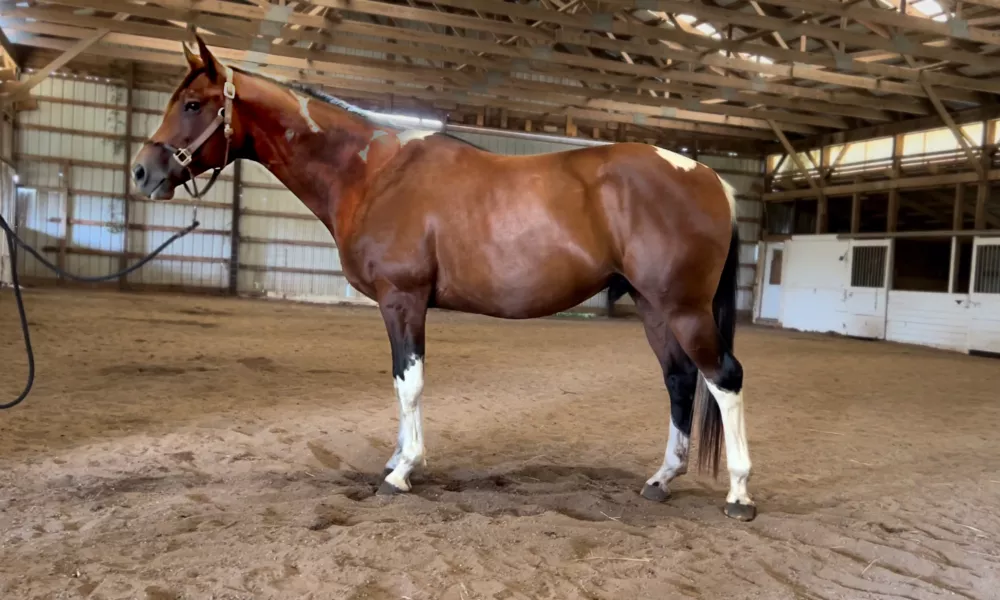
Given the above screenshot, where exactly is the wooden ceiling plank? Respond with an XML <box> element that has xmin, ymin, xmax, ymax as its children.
<box><xmin>1</xmin><ymin>8</ymin><xmax>919</xmax><ymax>117</ymax></box>
<box><xmin>755</xmin><ymin>0</ymin><xmax>1000</xmax><ymax>46</ymax></box>
<box><xmin>7</xmin><ymin>31</ymin><xmax>774</xmax><ymax>139</ymax></box>
<box><xmin>598</xmin><ymin>0</ymin><xmax>996</xmax><ymax>67</ymax></box>
<box><xmin>0</xmin><ymin>15</ymin><xmax>831</xmax><ymax>132</ymax></box>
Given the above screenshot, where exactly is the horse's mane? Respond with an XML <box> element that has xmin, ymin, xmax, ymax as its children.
<box><xmin>225</xmin><ymin>66</ymin><xmax>492</xmax><ymax>152</ymax></box>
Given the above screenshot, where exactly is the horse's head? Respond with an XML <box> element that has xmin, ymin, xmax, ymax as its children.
<box><xmin>131</xmin><ymin>35</ymin><xmax>243</xmax><ymax>200</ymax></box>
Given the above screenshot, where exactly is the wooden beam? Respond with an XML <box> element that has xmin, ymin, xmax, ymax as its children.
<box><xmin>599</xmin><ymin>0</ymin><xmax>997</xmax><ymax>68</ymax></box>
<box><xmin>765</xmin><ymin>170</ymin><xmax>1000</xmax><ymax>201</ymax></box>
<box><xmin>769</xmin><ymin>119</ymin><xmax>822</xmax><ymax>193</ymax></box>
<box><xmin>12</xmin><ymin>0</ymin><xmax>977</xmax><ymax>109</ymax></box>
<box><xmin>764</xmin><ymin>104</ymin><xmax>1000</xmax><ymax>154</ymax></box>
<box><xmin>888</xmin><ymin>135</ymin><xmax>902</xmax><ymax>232</ymax></box>
<box><xmin>8</xmin><ymin>31</ymin><xmax>775</xmax><ymax>140</ymax></box>
<box><xmin>0</xmin><ymin>28</ymin><xmax>108</xmax><ymax>105</ymax></box>
<box><xmin>0</xmin><ymin>25</ymin><xmax>20</xmax><ymax>70</ymax></box>
<box><xmin>754</xmin><ymin>0</ymin><xmax>1000</xmax><ymax>45</ymax></box>
<box><xmin>851</xmin><ymin>192</ymin><xmax>861</xmax><ymax>234</ymax></box>
<box><xmin>953</xmin><ymin>183</ymin><xmax>966</xmax><ymax>230</ymax></box>
<box><xmin>921</xmin><ymin>82</ymin><xmax>985</xmax><ymax>179</ymax></box>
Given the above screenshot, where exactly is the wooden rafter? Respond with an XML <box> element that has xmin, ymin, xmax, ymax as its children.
<box><xmin>0</xmin><ymin>27</ymin><xmax>107</xmax><ymax>104</ymax></box>
<box><xmin>0</xmin><ymin>0</ymin><xmax>999</xmax><ymax>147</ymax></box>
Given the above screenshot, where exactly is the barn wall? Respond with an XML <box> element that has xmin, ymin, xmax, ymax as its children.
<box><xmin>774</xmin><ymin>235</ymin><xmax>1000</xmax><ymax>354</ymax></box>
<box><xmin>11</xmin><ymin>72</ymin><xmax>765</xmax><ymax>315</ymax></box>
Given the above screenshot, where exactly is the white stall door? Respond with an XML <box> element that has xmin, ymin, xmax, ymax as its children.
<box><xmin>842</xmin><ymin>240</ymin><xmax>891</xmax><ymax>339</ymax></box>
<box><xmin>759</xmin><ymin>242</ymin><xmax>783</xmax><ymax>321</ymax></box>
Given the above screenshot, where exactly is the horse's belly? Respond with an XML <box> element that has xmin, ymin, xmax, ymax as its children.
<box><xmin>434</xmin><ymin>250</ymin><xmax>610</xmax><ymax>319</ymax></box>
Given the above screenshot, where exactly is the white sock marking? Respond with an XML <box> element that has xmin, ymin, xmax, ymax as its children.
<box><xmin>645</xmin><ymin>418</ymin><xmax>690</xmax><ymax>489</ymax></box>
<box><xmin>704</xmin><ymin>379</ymin><xmax>753</xmax><ymax>506</ymax></box>
<box><xmin>384</xmin><ymin>357</ymin><xmax>425</xmax><ymax>491</ymax></box>
<box><xmin>289</xmin><ymin>90</ymin><xmax>321</xmax><ymax>133</ymax></box>
<box><xmin>397</xmin><ymin>129</ymin><xmax>436</xmax><ymax>146</ymax></box>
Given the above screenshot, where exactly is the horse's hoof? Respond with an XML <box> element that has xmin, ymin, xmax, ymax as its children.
<box><xmin>382</xmin><ymin>467</ymin><xmax>393</xmax><ymax>478</ymax></box>
<box><xmin>376</xmin><ymin>480</ymin><xmax>405</xmax><ymax>496</ymax></box>
<box><xmin>640</xmin><ymin>482</ymin><xmax>670</xmax><ymax>502</ymax></box>
<box><xmin>724</xmin><ymin>502</ymin><xmax>757</xmax><ymax>521</ymax></box>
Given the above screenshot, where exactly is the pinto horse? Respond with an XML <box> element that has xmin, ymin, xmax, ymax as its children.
<box><xmin>131</xmin><ymin>36</ymin><xmax>756</xmax><ymax>521</ymax></box>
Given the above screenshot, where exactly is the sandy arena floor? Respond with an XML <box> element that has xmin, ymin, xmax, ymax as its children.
<box><xmin>0</xmin><ymin>288</ymin><xmax>998</xmax><ymax>600</ymax></box>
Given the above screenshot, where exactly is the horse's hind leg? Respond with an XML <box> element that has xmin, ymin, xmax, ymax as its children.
<box><xmin>375</xmin><ymin>285</ymin><xmax>431</xmax><ymax>495</ymax></box>
<box><xmin>666</xmin><ymin>304</ymin><xmax>755</xmax><ymax>521</ymax></box>
<box><xmin>633</xmin><ymin>293</ymin><xmax>698</xmax><ymax>502</ymax></box>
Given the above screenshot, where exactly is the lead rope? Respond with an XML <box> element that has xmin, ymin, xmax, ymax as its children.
<box><xmin>0</xmin><ymin>213</ymin><xmax>200</xmax><ymax>409</ymax></box>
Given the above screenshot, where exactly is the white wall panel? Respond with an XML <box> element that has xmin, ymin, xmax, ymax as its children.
<box><xmin>886</xmin><ymin>292</ymin><xmax>972</xmax><ymax>352</ymax></box>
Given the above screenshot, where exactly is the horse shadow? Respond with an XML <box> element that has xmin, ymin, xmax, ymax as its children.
<box><xmin>340</xmin><ymin>464</ymin><xmax>723</xmax><ymax>527</ymax></box>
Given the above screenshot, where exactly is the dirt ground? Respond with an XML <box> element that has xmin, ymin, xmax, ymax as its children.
<box><xmin>0</xmin><ymin>288</ymin><xmax>998</xmax><ymax>600</ymax></box>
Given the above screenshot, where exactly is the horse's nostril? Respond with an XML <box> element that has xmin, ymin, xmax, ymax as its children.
<box><xmin>132</xmin><ymin>164</ymin><xmax>146</xmax><ymax>184</ymax></box>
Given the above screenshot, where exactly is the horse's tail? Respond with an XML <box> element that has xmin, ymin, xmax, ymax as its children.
<box><xmin>695</xmin><ymin>219</ymin><xmax>740</xmax><ymax>478</ymax></box>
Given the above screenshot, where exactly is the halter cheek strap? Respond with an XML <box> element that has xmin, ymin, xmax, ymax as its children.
<box><xmin>164</xmin><ymin>65</ymin><xmax>236</xmax><ymax>199</ymax></box>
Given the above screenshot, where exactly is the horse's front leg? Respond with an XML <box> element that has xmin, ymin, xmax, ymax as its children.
<box><xmin>376</xmin><ymin>285</ymin><xmax>430</xmax><ymax>495</ymax></box>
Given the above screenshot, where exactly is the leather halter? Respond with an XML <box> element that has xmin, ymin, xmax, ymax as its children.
<box><xmin>159</xmin><ymin>65</ymin><xmax>236</xmax><ymax>199</ymax></box>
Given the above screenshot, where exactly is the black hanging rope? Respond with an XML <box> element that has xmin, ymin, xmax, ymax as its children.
<box><xmin>0</xmin><ymin>214</ymin><xmax>200</xmax><ymax>410</ymax></box>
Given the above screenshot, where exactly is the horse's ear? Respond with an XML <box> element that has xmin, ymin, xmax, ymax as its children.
<box><xmin>194</xmin><ymin>34</ymin><xmax>221</xmax><ymax>82</ymax></box>
<box><xmin>182</xmin><ymin>41</ymin><xmax>202</xmax><ymax>72</ymax></box>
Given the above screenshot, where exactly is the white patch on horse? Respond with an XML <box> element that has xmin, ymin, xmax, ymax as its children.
<box><xmin>289</xmin><ymin>90</ymin><xmax>321</xmax><ymax>133</ymax></box>
<box><xmin>718</xmin><ymin>175</ymin><xmax>738</xmax><ymax>223</ymax></box>
<box><xmin>397</xmin><ymin>129</ymin><xmax>436</xmax><ymax>147</ymax></box>
<box><xmin>645</xmin><ymin>418</ymin><xmax>690</xmax><ymax>489</ymax></box>
<box><xmin>704</xmin><ymin>379</ymin><xmax>753</xmax><ymax>506</ymax></box>
<box><xmin>358</xmin><ymin>130</ymin><xmax>390</xmax><ymax>163</ymax></box>
<box><xmin>384</xmin><ymin>356</ymin><xmax>425</xmax><ymax>491</ymax></box>
<box><xmin>653</xmin><ymin>146</ymin><xmax>700</xmax><ymax>172</ymax></box>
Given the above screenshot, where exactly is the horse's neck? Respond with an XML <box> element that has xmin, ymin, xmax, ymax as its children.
<box><xmin>238</xmin><ymin>84</ymin><xmax>375</xmax><ymax>239</ymax></box>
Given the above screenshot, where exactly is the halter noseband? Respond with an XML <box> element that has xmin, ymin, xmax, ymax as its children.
<box><xmin>160</xmin><ymin>65</ymin><xmax>236</xmax><ymax>199</ymax></box>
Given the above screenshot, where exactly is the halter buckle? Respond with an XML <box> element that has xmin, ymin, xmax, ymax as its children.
<box><xmin>173</xmin><ymin>147</ymin><xmax>193</xmax><ymax>167</ymax></box>
<box><xmin>223</xmin><ymin>81</ymin><xmax>236</xmax><ymax>100</ymax></box>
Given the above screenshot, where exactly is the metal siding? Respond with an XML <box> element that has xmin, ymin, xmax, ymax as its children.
<box><xmin>237</xmin><ymin>160</ymin><xmax>354</xmax><ymax>302</ymax></box>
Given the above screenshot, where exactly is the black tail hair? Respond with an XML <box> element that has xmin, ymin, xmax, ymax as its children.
<box><xmin>695</xmin><ymin>222</ymin><xmax>740</xmax><ymax>478</ymax></box>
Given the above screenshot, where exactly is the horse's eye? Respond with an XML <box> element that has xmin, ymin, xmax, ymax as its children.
<box><xmin>184</xmin><ymin>101</ymin><xmax>201</xmax><ymax>112</ymax></box>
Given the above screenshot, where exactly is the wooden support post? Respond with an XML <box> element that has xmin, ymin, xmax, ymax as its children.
<box><xmin>887</xmin><ymin>134</ymin><xmax>902</xmax><ymax>232</ymax></box>
<box><xmin>58</xmin><ymin>161</ymin><xmax>72</xmax><ymax>284</ymax></box>
<box><xmin>229</xmin><ymin>159</ymin><xmax>242</xmax><ymax>296</ymax></box>
<box><xmin>816</xmin><ymin>146</ymin><xmax>829</xmax><ymax>233</ymax></box>
<box><xmin>953</xmin><ymin>183</ymin><xmax>965</xmax><ymax>231</ymax></box>
<box><xmin>976</xmin><ymin>120</ymin><xmax>996</xmax><ymax>230</ymax></box>
<box><xmin>565</xmin><ymin>115</ymin><xmax>577</xmax><ymax>137</ymax></box>
<box><xmin>949</xmin><ymin>183</ymin><xmax>965</xmax><ymax>293</ymax></box>
<box><xmin>850</xmin><ymin>192</ymin><xmax>861</xmax><ymax>234</ymax></box>
<box><xmin>500</xmin><ymin>109</ymin><xmax>508</xmax><ymax>129</ymax></box>
<box><xmin>524</xmin><ymin>120</ymin><xmax>532</xmax><ymax>133</ymax></box>
<box><xmin>119</xmin><ymin>62</ymin><xmax>134</xmax><ymax>290</ymax></box>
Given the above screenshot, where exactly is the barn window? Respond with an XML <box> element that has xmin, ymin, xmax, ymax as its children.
<box><xmin>850</xmin><ymin>245</ymin><xmax>887</xmax><ymax>288</ymax></box>
<box><xmin>974</xmin><ymin>244</ymin><xmax>1000</xmax><ymax>294</ymax></box>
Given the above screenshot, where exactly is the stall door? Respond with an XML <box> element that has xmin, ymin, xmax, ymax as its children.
<box><xmin>843</xmin><ymin>240</ymin><xmax>891</xmax><ymax>339</ymax></box>
<box><xmin>968</xmin><ymin>238</ymin><xmax>1000</xmax><ymax>354</ymax></box>
<box><xmin>759</xmin><ymin>242</ymin><xmax>784</xmax><ymax>321</ymax></box>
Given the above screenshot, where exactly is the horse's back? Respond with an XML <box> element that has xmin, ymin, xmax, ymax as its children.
<box><xmin>355</xmin><ymin>137</ymin><xmax>733</xmax><ymax>318</ymax></box>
